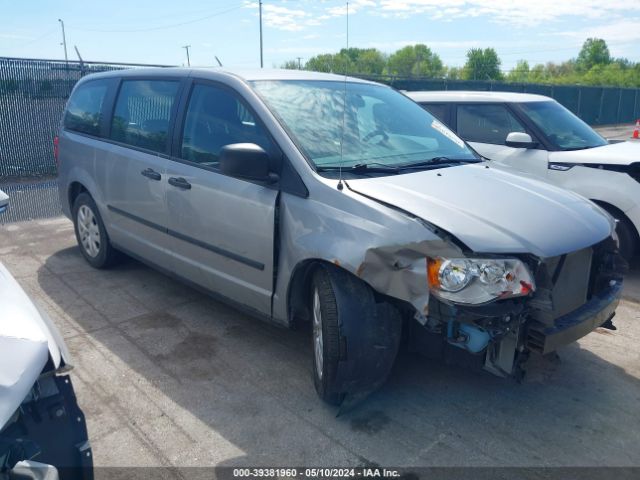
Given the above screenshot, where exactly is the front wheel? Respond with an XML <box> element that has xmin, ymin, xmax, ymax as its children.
<box><xmin>311</xmin><ymin>268</ymin><xmax>345</xmax><ymax>405</ymax></box>
<box><xmin>310</xmin><ymin>265</ymin><xmax>402</xmax><ymax>406</ymax></box>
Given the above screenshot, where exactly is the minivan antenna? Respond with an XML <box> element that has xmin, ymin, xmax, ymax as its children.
<box><xmin>336</xmin><ymin>1</ymin><xmax>349</xmax><ymax>191</ymax></box>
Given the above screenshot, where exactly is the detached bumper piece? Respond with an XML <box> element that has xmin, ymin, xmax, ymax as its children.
<box><xmin>526</xmin><ymin>280</ymin><xmax>622</xmax><ymax>355</ymax></box>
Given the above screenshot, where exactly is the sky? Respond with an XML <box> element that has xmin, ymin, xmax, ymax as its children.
<box><xmin>1</xmin><ymin>0</ymin><xmax>639</xmax><ymax>71</ymax></box>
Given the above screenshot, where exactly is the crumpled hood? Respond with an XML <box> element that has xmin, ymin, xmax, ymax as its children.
<box><xmin>0</xmin><ymin>262</ymin><xmax>71</xmax><ymax>428</ymax></box>
<box><xmin>549</xmin><ymin>141</ymin><xmax>640</xmax><ymax>166</ymax></box>
<box><xmin>347</xmin><ymin>164</ymin><xmax>613</xmax><ymax>258</ymax></box>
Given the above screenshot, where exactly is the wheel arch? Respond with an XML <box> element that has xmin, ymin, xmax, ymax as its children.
<box><xmin>591</xmin><ymin>199</ymin><xmax>639</xmax><ymax>242</ymax></box>
<box><xmin>287</xmin><ymin>259</ymin><xmax>336</xmax><ymax>328</ymax></box>
<box><xmin>286</xmin><ymin>257</ymin><xmax>411</xmax><ymax>329</ymax></box>
<box><xmin>68</xmin><ymin>181</ymin><xmax>88</xmax><ymax>211</ymax></box>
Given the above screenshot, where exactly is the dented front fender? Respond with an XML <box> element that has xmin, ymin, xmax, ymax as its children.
<box><xmin>272</xmin><ymin>187</ymin><xmax>463</xmax><ymax>324</ymax></box>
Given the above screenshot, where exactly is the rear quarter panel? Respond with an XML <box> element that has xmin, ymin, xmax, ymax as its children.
<box><xmin>57</xmin><ymin>130</ymin><xmax>108</xmax><ymax>220</ymax></box>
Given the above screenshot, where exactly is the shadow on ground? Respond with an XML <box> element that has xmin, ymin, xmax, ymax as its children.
<box><xmin>31</xmin><ymin>238</ymin><xmax>640</xmax><ymax>467</ymax></box>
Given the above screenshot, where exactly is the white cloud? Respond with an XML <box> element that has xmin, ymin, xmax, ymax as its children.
<box><xmin>555</xmin><ymin>19</ymin><xmax>640</xmax><ymax>43</ymax></box>
<box><xmin>376</xmin><ymin>0</ymin><xmax>631</xmax><ymax>26</ymax></box>
<box><xmin>326</xmin><ymin>0</ymin><xmax>377</xmax><ymax>17</ymax></box>
<box><xmin>262</xmin><ymin>4</ymin><xmax>309</xmax><ymax>31</ymax></box>
<box><xmin>242</xmin><ymin>0</ymin><xmax>639</xmax><ymax>38</ymax></box>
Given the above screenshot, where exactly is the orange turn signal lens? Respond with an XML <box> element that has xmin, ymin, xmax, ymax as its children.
<box><xmin>427</xmin><ymin>257</ymin><xmax>442</xmax><ymax>289</ymax></box>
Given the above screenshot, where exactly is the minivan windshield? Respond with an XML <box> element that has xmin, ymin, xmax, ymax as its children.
<box><xmin>516</xmin><ymin>101</ymin><xmax>608</xmax><ymax>151</ymax></box>
<box><xmin>251</xmin><ymin>80</ymin><xmax>478</xmax><ymax>171</ymax></box>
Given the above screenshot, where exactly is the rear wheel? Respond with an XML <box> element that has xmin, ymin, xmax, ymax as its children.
<box><xmin>72</xmin><ymin>193</ymin><xmax>120</xmax><ymax>268</ymax></box>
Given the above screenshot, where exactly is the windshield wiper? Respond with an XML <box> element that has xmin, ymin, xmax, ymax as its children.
<box><xmin>395</xmin><ymin>156</ymin><xmax>481</xmax><ymax>170</ymax></box>
<box><xmin>316</xmin><ymin>157</ymin><xmax>480</xmax><ymax>174</ymax></box>
<box><xmin>317</xmin><ymin>163</ymin><xmax>399</xmax><ymax>174</ymax></box>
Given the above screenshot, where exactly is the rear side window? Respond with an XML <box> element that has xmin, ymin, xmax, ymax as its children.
<box><xmin>180</xmin><ymin>84</ymin><xmax>273</xmax><ymax>168</ymax></box>
<box><xmin>110</xmin><ymin>80</ymin><xmax>179</xmax><ymax>153</ymax></box>
<box><xmin>64</xmin><ymin>80</ymin><xmax>109</xmax><ymax>136</ymax></box>
<box><xmin>456</xmin><ymin>104</ymin><xmax>526</xmax><ymax>145</ymax></box>
<box><xmin>420</xmin><ymin>103</ymin><xmax>448</xmax><ymax>124</ymax></box>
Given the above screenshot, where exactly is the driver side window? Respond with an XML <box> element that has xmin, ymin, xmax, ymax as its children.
<box><xmin>181</xmin><ymin>84</ymin><xmax>273</xmax><ymax>168</ymax></box>
<box><xmin>456</xmin><ymin>104</ymin><xmax>526</xmax><ymax>145</ymax></box>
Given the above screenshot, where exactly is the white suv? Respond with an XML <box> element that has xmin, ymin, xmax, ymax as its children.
<box><xmin>407</xmin><ymin>91</ymin><xmax>640</xmax><ymax>260</ymax></box>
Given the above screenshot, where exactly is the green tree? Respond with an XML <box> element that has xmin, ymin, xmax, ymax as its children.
<box><xmin>386</xmin><ymin>44</ymin><xmax>444</xmax><ymax>78</ymax></box>
<box><xmin>351</xmin><ymin>48</ymin><xmax>387</xmax><ymax>75</ymax></box>
<box><xmin>527</xmin><ymin>64</ymin><xmax>547</xmax><ymax>83</ymax></box>
<box><xmin>300</xmin><ymin>41</ymin><xmax>640</xmax><ymax>88</ymax></box>
<box><xmin>462</xmin><ymin>48</ymin><xmax>503</xmax><ymax>80</ymax></box>
<box><xmin>507</xmin><ymin>60</ymin><xmax>530</xmax><ymax>83</ymax></box>
<box><xmin>305</xmin><ymin>49</ymin><xmax>385</xmax><ymax>74</ymax></box>
<box><xmin>305</xmin><ymin>53</ymin><xmax>340</xmax><ymax>73</ymax></box>
<box><xmin>446</xmin><ymin>66</ymin><xmax>461</xmax><ymax>80</ymax></box>
<box><xmin>576</xmin><ymin>38</ymin><xmax>611</xmax><ymax>71</ymax></box>
<box><xmin>280</xmin><ymin>59</ymin><xmax>302</xmax><ymax>70</ymax></box>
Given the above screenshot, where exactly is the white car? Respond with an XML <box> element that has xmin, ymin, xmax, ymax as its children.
<box><xmin>0</xmin><ymin>191</ymin><xmax>91</xmax><ymax>478</ymax></box>
<box><xmin>407</xmin><ymin>91</ymin><xmax>640</xmax><ymax>260</ymax></box>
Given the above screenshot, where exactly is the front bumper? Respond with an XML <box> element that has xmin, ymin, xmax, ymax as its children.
<box><xmin>1</xmin><ymin>374</ymin><xmax>92</xmax><ymax>480</ymax></box>
<box><xmin>526</xmin><ymin>280</ymin><xmax>623</xmax><ymax>355</ymax></box>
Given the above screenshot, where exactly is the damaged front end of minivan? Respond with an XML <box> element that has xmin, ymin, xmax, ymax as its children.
<box><xmin>356</xmin><ymin>224</ymin><xmax>625</xmax><ymax>384</ymax></box>
<box><xmin>281</xmin><ymin>166</ymin><xmax>627</xmax><ymax>408</ymax></box>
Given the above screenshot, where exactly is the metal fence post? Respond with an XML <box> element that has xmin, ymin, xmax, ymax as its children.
<box><xmin>616</xmin><ymin>88</ymin><xmax>623</xmax><ymax>125</ymax></box>
<box><xmin>577</xmin><ymin>87</ymin><xmax>582</xmax><ymax>118</ymax></box>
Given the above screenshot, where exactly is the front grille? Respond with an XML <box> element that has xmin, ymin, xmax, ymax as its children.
<box><xmin>528</xmin><ymin>237</ymin><xmax>624</xmax><ymax>324</ymax></box>
<box><xmin>529</xmin><ymin>247</ymin><xmax>593</xmax><ymax>326</ymax></box>
<box><xmin>526</xmin><ymin>237</ymin><xmax>625</xmax><ymax>352</ymax></box>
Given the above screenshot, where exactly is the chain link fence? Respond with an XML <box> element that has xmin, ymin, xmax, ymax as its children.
<box><xmin>1</xmin><ymin>57</ymin><xmax>639</xmax><ymax>182</ymax></box>
<box><xmin>0</xmin><ymin>57</ymin><xmax>169</xmax><ymax>182</ymax></box>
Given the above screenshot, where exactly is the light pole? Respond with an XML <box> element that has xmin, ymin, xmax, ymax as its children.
<box><xmin>259</xmin><ymin>0</ymin><xmax>263</xmax><ymax>68</ymax></box>
<box><xmin>182</xmin><ymin>45</ymin><xmax>191</xmax><ymax>66</ymax></box>
<box><xmin>58</xmin><ymin>19</ymin><xmax>68</xmax><ymax>65</ymax></box>
<box><xmin>296</xmin><ymin>57</ymin><xmax>302</xmax><ymax>69</ymax></box>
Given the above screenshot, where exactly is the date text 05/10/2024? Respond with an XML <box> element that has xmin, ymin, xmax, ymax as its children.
<box><xmin>232</xmin><ymin>468</ymin><xmax>402</xmax><ymax>478</ymax></box>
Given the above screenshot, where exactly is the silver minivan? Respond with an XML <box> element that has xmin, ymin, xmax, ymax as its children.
<box><xmin>57</xmin><ymin>68</ymin><xmax>624</xmax><ymax>406</ymax></box>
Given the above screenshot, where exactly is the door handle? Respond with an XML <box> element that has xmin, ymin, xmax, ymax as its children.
<box><xmin>168</xmin><ymin>177</ymin><xmax>191</xmax><ymax>190</ymax></box>
<box><xmin>141</xmin><ymin>168</ymin><xmax>161</xmax><ymax>181</ymax></box>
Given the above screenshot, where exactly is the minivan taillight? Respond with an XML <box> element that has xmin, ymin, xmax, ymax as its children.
<box><xmin>53</xmin><ymin>136</ymin><xmax>59</xmax><ymax>166</ymax></box>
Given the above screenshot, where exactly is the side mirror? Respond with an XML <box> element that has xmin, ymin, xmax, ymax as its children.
<box><xmin>219</xmin><ymin>143</ymin><xmax>278</xmax><ymax>184</ymax></box>
<box><xmin>505</xmin><ymin>132</ymin><xmax>537</xmax><ymax>149</ymax></box>
<box><xmin>0</xmin><ymin>189</ymin><xmax>8</xmax><ymax>214</ymax></box>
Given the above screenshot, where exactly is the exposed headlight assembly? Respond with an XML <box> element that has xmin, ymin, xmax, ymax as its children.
<box><xmin>427</xmin><ymin>257</ymin><xmax>535</xmax><ymax>305</ymax></box>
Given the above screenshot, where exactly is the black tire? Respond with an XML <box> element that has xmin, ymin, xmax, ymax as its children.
<box><xmin>72</xmin><ymin>192</ymin><xmax>120</xmax><ymax>269</ymax></box>
<box><xmin>615</xmin><ymin>215</ymin><xmax>637</xmax><ymax>262</ymax></box>
<box><xmin>311</xmin><ymin>267</ymin><xmax>345</xmax><ymax>405</ymax></box>
<box><xmin>310</xmin><ymin>265</ymin><xmax>402</xmax><ymax>406</ymax></box>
